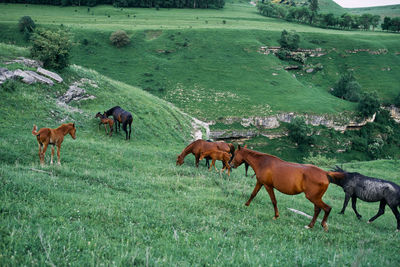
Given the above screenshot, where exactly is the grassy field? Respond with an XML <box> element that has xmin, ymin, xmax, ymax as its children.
<box><xmin>1</xmin><ymin>3</ymin><xmax>399</xmax><ymax>122</ymax></box>
<box><xmin>1</xmin><ymin>42</ymin><xmax>400</xmax><ymax>265</ymax></box>
<box><xmin>347</xmin><ymin>4</ymin><xmax>400</xmax><ymax>18</ymax></box>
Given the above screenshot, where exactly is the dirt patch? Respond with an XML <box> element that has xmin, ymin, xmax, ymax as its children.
<box><xmin>145</xmin><ymin>30</ymin><xmax>163</xmax><ymax>41</ymax></box>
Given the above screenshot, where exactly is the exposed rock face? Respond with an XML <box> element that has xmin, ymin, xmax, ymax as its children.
<box><xmin>37</xmin><ymin>67</ymin><xmax>63</xmax><ymax>83</ymax></box>
<box><xmin>25</xmin><ymin>70</ymin><xmax>54</xmax><ymax>86</ymax></box>
<box><xmin>58</xmin><ymin>85</ymin><xmax>95</xmax><ymax>104</ymax></box>
<box><xmin>5</xmin><ymin>57</ymin><xmax>43</xmax><ymax>68</ymax></box>
<box><xmin>384</xmin><ymin>105</ymin><xmax>400</xmax><ymax>123</ymax></box>
<box><xmin>13</xmin><ymin>69</ymin><xmax>36</xmax><ymax>84</ymax></box>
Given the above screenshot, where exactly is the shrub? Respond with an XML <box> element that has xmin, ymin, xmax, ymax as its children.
<box><xmin>30</xmin><ymin>29</ymin><xmax>72</xmax><ymax>70</ymax></box>
<box><xmin>1</xmin><ymin>79</ymin><xmax>18</xmax><ymax>92</ymax></box>
<box><xmin>276</xmin><ymin>48</ymin><xmax>290</xmax><ymax>60</ymax></box>
<box><xmin>278</xmin><ymin>30</ymin><xmax>300</xmax><ymax>51</ymax></box>
<box><xmin>18</xmin><ymin>16</ymin><xmax>35</xmax><ymax>33</ymax></box>
<box><xmin>358</xmin><ymin>91</ymin><xmax>380</xmax><ymax>118</ymax></box>
<box><xmin>110</xmin><ymin>30</ymin><xmax>130</xmax><ymax>48</ymax></box>
<box><xmin>331</xmin><ymin>73</ymin><xmax>361</xmax><ymax>102</ymax></box>
<box><xmin>303</xmin><ymin>153</ymin><xmax>337</xmax><ymax>168</ymax></box>
<box><xmin>394</xmin><ymin>92</ymin><xmax>400</xmax><ymax>108</ymax></box>
<box><xmin>287</xmin><ymin>116</ymin><xmax>314</xmax><ymax>150</ymax></box>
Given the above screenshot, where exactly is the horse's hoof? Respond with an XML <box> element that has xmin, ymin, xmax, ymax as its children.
<box><xmin>245</xmin><ymin>202</ymin><xmax>250</xmax><ymax>206</ymax></box>
<box><xmin>272</xmin><ymin>216</ymin><xmax>279</xmax><ymax>220</ymax></box>
<box><xmin>367</xmin><ymin>220</ymin><xmax>371</xmax><ymax>224</ymax></box>
<box><xmin>304</xmin><ymin>225</ymin><xmax>311</xmax><ymax>229</ymax></box>
<box><xmin>396</xmin><ymin>229</ymin><xmax>399</xmax><ymax>232</ymax></box>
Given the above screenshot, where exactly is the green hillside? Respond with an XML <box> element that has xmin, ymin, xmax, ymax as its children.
<box><xmin>348</xmin><ymin>4</ymin><xmax>400</xmax><ymax>18</ymax></box>
<box><xmin>1</xmin><ymin>42</ymin><xmax>400</xmax><ymax>265</ymax></box>
<box><xmin>1</xmin><ymin>3</ymin><xmax>399</xmax><ymax>122</ymax></box>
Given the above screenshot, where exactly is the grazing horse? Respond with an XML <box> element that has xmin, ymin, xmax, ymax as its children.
<box><xmin>105</xmin><ymin>106</ymin><xmax>133</xmax><ymax>140</ymax></box>
<box><xmin>330</xmin><ymin>166</ymin><xmax>400</xmax><ymax>231</ymax></box>
<box><xmin>230</xmin><ymin>145</ymin><xmax>345</xmax><ymax>231</ymax></box>
<box><xmin>176</xmin><ymin>139</ymin><xmax>234</xmax><ymax>168</ymax></box>
<box><xmin>32</xmin><ymin>123</ymin><xmax>76</xmax><ymax>165</ymax></box>
<box><xmin>199</xmin><ymin>150</ymin><xmax>232</xmax><ymax>176</ymax></box>
<box><xmin>95</xmin><ymin>112</ymin><xmax>114</xmax><ymax>136</ymax></box>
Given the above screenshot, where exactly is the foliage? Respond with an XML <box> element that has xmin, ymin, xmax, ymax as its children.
<box><xmin>18</xmin><ymin>16</ymin><xmax>35</xmax><ymax>33</ymax></box>
<box><xmin>1</xmin><ymin>79</ymin><xmax>18</xmax><ymax>92</ymax></box>
<box><xmin>303</xmin><ymin>153</ymin><xmax>337</xmax><ymax>168</ymax></box>
<box><xmin>109</xmin><ymin>30</ymin><xmax>130</xmax><ymax>48</ymax></box>
<box><xmin>381</xmin><ymin>16</ymin><xmax>400</xmax><ymax>32</ymax></box>
<box><xmin>30</xmin><ymin>28</ymin><xmax>72</xmax><ymax>70</ymax></box>
<box><xmin>394</xmin><ymin>92</ymin><xmax>400</xmax><ymax>108</ymax></box>
<box><xmin>331</xmin><ymin>73</ymin><xmax>361</xmax><ymax>102</ymax></box>
<box><xmin>278</xmin><ymin>30</ymin><xmax>300</xmax><ymax>51</ymax></box>
<box><xmin>287</xmin><ymin>116</ymin><xmax>314</xmax><ymax>150</ymax></box>
<box><xmin>357</xmin><ymin>91</ymin><xmax>380</xmax><ymax>118</ymax></box>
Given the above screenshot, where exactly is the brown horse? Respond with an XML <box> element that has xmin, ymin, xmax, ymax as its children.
<box><xmin>230</xmin><ymin>145</ymin><xmax>345</xmax><ymax>231</ymax></box>
<box><xmin>176</xmin><ymin>139</ymin><xmax>234</xmax><ymax>167</ymax></box>
<box><xmin>32</xmin><ymin>123</ymin><xmax>76</xmax><ymax>165</ymax></box>
<box><xmin>95</xmin><ymin>112</ymin><xmax>114</xmax><ymax>136</ymax></box>
<box><xmin>199</xmin><ymin>150</ymin><xmax>232</xmax><ymax>176</ymax></box>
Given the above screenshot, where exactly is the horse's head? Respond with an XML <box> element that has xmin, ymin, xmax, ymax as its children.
<box><xmin>176</xmin><ymin>154</ymin><xmax>184</xmax><ymax>166</ymax></box>
<box><xmin>69</xmin><ymin>123</ymin><xmax>77</xmax><ymax>139</ymax></box>
<box><xmin>230</xmin><ymin>145</ymin><xmax>245</xmax><ymax>168</ymax></box>
<box><xmin>95</xmin><ymin>112</ymin><xmax>101</xmax><ymax>118</ymax></box>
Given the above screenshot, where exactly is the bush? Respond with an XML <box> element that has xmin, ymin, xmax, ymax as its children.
<box><xmin>358</xmin><ymin>91</ymin><xmax>380</xmax><ymax>118</ymax></box>
<box><xmin>394</xmin><ymin>92</ymin><xmax>400</xmax><ymax>108</ymax></box>
<box><xmin>278</xmin><ymin>30</ymin><xmax>300</xmax><ymax>51</ymax></box>
<box><xmin>276</xmin><ymin>48</ymin><xmax>290</xmax><ymax>60</ymax></box>
<box><xmin>110</xmin><ymin>30</ymin><xmax>130</xmax><ymax>48</ymax></box>
<box><xmin>30</xmin><ymin>29</ymin><xmax>72</xmax><ymax>70</ymax></box>
<box><xmin>303</xmin><ymin>153</ymin><xmax>337</xmax><ymax>168</ymax></box>
<box><xmin>1</xmin><ymin>79</ymin><xmax>18</xmax><ymax>92</ymax></box>
<box><xmin>18</xmin><ymin>16</ymin><xmax>35</xmax><ymax>33</ymax></box>
<box><xmin>331</xmin><ymin>73</ymin><xmax>361</xmax><ymax>102</ymax></box>
<box><xmin>287</xmin><ymin>116</ymin><xmax>314</xmax><ymax>150</ymax></box>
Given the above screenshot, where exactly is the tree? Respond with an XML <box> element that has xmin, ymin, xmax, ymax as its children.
<box><xmin>308</xmin><ymin>0</ymin><xmax>318</xmax><ymax>24</ymax></box>
<box><xmin>358</xmin><ymin>91</ymin><xmax>380</xmax><ymax>118</ymax></box>
<box><xmin>371</xmin><ymin>15</ymin><xmax>380</xmax><ymax>31</ymax></box>
<box><xmin>110</xmin><ymin>30</ymin><xmax>130</xmax><ymax>48</ymax></box>
<box><xmin>331</xmin><ymin>73</ymin><xmax>361</xmax><ymax>102</ymax></box>
<box><xmin>18</xmin><ymin>16</ymin><xmax>35</xmax><ymax>33</ymax></box>
<box><xmin>278</xmin><ymin>30</ymin><xmax>300</xmax><ymax>51</ymax></box>
<box><xmin>382</xmin><ymin>16</ymin><xmax>391</xmax><ymax>31</ymax></box>
<box><xmin>30</xmin><ymin>29</ymin><xmax>72</xmax><ymax>70</ymax></box>
<box><xmin>359</xmin><ymin>13</ymin><xmax>373</xmax><ymax>30</ymax></box>
<box><xmin>287</xmin><ymin>117</ymin><xmax>314</xmax><ymax>150</ymax></box>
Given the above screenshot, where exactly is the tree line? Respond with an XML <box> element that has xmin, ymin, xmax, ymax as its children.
<box><xmin>2</xmin><ymin>0</ymin><xmax>225</xmax><ymax>8</ymax></box>
<box><xmin>257</xmin><ymin>0</ymin><xmax>400</xmax><ymax>31</ymax></box>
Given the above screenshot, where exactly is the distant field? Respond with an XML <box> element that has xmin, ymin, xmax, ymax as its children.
<box><xmin>1</xmin><ymin>3</ymin><xmax>400</xmax><ymax>121</ymax></box>
<box><xmin>348</xmin><ymin>4</ymin><xmax>400</xmax><ymax>18</ymax></box>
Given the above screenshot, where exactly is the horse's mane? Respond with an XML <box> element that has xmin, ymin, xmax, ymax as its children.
<box><xmin>243</xmin><ymin>148</ymin><xmax>281</xmax><ymax>161</ymax></box>
<box><xmin>105</xmin><ymin>106</ymin><xmax>121</xmax><ymax>116</ymax></box>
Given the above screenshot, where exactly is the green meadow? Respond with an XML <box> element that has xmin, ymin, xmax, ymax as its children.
<box><xmin>1</xmin><ymin>2</ymin><xmax>400</xmax><ymax>265</ymax></box>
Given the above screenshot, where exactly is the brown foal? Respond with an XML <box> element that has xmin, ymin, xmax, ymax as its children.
<box><xmin>95</xmin><ymin>112</ymin><xmax>114</xmax><ymax>136</ymax></box>
<box><xmin>32</xmin><ymin>123</ymin><xmax>76</xmax><ymax>165</ymax></box>
<box><xmin>199</xmin><ymin>150</ymin><xmax>232</xmax><ymax>176</ymax></box>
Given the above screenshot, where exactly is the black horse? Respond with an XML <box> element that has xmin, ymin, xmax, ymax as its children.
<box><xmin>330</xmin><ymin>166</ymin><xmax>400</xmax><ymax>231</ymax></box>
<box><xmin>105</xmin><ymin>106</ymin><xmax>133</xmax><ymax>140</ymax></box>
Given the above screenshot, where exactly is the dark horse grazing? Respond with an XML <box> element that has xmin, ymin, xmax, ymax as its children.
<box><xmin>176</xmin><ymin>139</ymin><xmax>234</xmax><ymax>168</ymax></box>
<box><xmin>330</xmin><ymin>166</ymin><xmax>400</xmax><ymax>231</ymax></box>
<box><xmin>105</xmin><ymin>106</ymin><xmax>133</xmax><ymax>140</ymax></box>
<box><xmin>230</xmin><ymin>145</ymin><xmax>345</xmax><ymax>231</ymax></box>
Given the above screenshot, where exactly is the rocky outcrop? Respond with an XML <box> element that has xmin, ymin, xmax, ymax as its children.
<box><xmin>37</xmin><ymin>67</ymin><xmax>63</xmax><ymax>83</ymax></box>
<box><xmin>58</xmin><ymin>84</ymin><xmax>95</xmax><ymax>104</ymax></box>
<box><xmin>25</xmin><ymin>70</ymin><xmax>54</xmax><ymax>86</ymax></box>
<box><xmin>384</xmin><ymin>105</ymin><xmax>400</xmax><ymax>123</ymax></box>
<box><xmin>5</xmin><ymin>57</ymin><xmax>43</xmax><ymax>68</ymax></box>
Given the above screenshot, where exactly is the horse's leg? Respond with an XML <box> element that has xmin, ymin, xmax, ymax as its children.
<box><xmin>264</xmin><ymin>185</ymin><xmax>279</xmax><ymax>219</ymax></box>
<box><xmin>306</xmin><ymin>205</ymin><xmax>322</xmax><ymax>229</ymax></box>
<box><xmin>351</xmin><ymin>196</ymin><xmax>362</xmax><ymax>219</ymax></box>
<box><xmin>104</xmin><ymin>124</ymin><xmax>108</xmax><ymax>134</ymax></box>
<box><xmin>245</xmin><ymin>180</ymin><xmax>262</xmax><ymax>206</ymax></box>
<box><xmin>38</xmin><ymin>143</ymin><xmax>42</xmax><ymax>164</ymax></box>
<box><xmin>214</xmin><ymin>160</ymin><xmax>219</xmax><ymax>172</ymax></box>
<box><xmin>245</xmin><ymin>162</ymin><xmax>249</xmax><ymax>177</ymax></box>
<box><xmin>368</xmin><ymin>200</ymin><xmax>386</xmax><ymax>223</ymax></box>
<box><xmin>195</xmin><ymin>155</ymin><xmax>200</xmax><ymax>168</ymax></box>
<box><xmin>41</xmin><ymin>142</ymin><xmax>49</xmax><ymax>165</ymax></box>
<box><xmin>388</xmin><ymin>204</ymin><xmax>400</xmax><ymax>231</ymax></box>
<box><xmin>109</xmin><ymin>124</ymin><xmax>113</xmax><ymax>137</ymax></box>
<box><xmin>129</xmin><ymin>123</ymin><xmax>132</xmax><ymax>140</ymax></box>
<box><xmin>51</xmin><ymin>146</ymin><xmax>55</xmax><ymax>165</ymax></box>
<box><xmin>305</xmin><ymin>184</ymin><xmax>331</xmax><ymax>231</ymax></box>
<box><xmin>205</xmin><ymin>157</ymin><xmax>210</xmax><ymax>168</ymax></box>
<box><xmin>339</xmin><ymin>193</ymin><xmax>351</xmax><ymax>214</ymax></box>
<box><xmin>56</xmin><ymin>144</ymin><xmax>61</xmax><ymax>165</ymax></box>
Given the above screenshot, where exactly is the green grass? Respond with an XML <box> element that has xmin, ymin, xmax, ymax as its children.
<box><xmin>347</xmin><ymin>4</ymin><xmax>400</xmax><ymax>18</ymax></box>
<box><xmin>1</xmin><ymin>3</ymin><xmax>400</xmax><ymax>121</ymax></box>
<box><xmin>1</xmin><ymin>43</ymin><xmax>400</xmax><ymax>265</ymax></box>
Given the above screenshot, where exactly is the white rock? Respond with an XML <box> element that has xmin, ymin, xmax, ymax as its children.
<box><xmin>37</xmin><ymin>67</ymin><xmax>63</xmax><ymax>83</ymax></box>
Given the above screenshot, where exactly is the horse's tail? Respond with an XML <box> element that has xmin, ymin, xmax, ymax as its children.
<box><xmin>32</xmin><ymin>125</ymin><xmax>39</xmax><ymax>136</ymax></box>
<box><xmin>327</xmin><ymin>171</ymin><xmax>346</xmax><ymax>184</ymax></box>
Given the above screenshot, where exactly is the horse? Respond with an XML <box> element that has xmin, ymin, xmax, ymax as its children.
<box><xmin>176</xmin><ymin>139</ymin><xmax>234</xmax><ymax>168</ymax></box>
<box><xmin>330</xmin><ymin>166</ymin><xmax>400</xmax><ymax>231</ymax></box>
<box><xmin>230</xmin><ymin>145</ymin><xmax>345</xmax><ymax>231</ymax></box>
<box><xmin>199</xmin><ymin>150</ymin><xmax>231</xmax><ymax>176</ymax></box>
<box><xmin>95</xmin><ymin>112</ymin><xmax>114</xmax><ymax>136</ymax></box>
<box><xmin>32</xmin><ymin>123</ymin><xmax>76</xmax><ymax>165</ymax></box>
<box><xmin>105</xmin><ymin>106</ymin><xmax>133</xmax><ymax>140</ymax></box>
